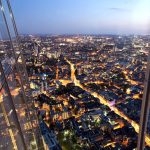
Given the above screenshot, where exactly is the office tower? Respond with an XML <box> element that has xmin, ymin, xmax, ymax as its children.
<box><xmin>0</xmin><ymin>0</ymin><xmax>44</xmax><ymax>149</ymax></box>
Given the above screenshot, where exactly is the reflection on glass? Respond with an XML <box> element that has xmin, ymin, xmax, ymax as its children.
<box><xmin>0</xmin><ymin>0</ymin><xmax>44</xmax><ymax>149</ymax></box>
<box><xmin>0</xmin><ymin>86</ymin><xmax>25</xmax><ymax>150</ymax></box>
<box><xmin>1</xmin><ymin>0</ymin><xmax>20</xmax><ymax>56</ymax></box>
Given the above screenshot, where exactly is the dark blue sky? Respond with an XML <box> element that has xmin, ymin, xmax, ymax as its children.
<box><xmin>11</xmin><ymin>0</ymin><xmax>150</xmax><ymax>35</ymax></box>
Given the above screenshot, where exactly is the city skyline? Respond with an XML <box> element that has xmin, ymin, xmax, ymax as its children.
<box><xmin>11</xmin><ymin>0</ymin><xmax>150</xmax><ymax>35</ymax></box>
<box><xmin>0</xmin><ymin>0</ymin><xmax>150</xmax><ymax>149</ymax></box>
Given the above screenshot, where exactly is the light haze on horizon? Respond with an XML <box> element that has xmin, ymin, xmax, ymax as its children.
<box><xmin>11</xmin><ymin>0</ymin><xmax>150</xmax><ymax>35</ymax></box>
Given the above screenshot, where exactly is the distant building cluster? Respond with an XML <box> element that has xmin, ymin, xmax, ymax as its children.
<box><xmin>21</xmin><ymin>34</ymin><xmax>150</xmax><ymax>149</ymax></box>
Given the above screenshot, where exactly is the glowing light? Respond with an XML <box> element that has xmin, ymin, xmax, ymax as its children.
<box><xmin>61</xmin><ymin>58</ymin><xmax>150</xmax><ymax>147</ymax></box>
<box><xmin>133</xmin><ymin>94</ymin><xmax>140</xmax><ymax>99</ymax></box>
<box><xmin>126</xmin><ymin>88</ymin><xmax>131</xmax><ymax>95</ymax></box>
<box><xmin>104</xmin><ymin>142</ymin><xmax>116</xmax><ymax>148</ymax></box>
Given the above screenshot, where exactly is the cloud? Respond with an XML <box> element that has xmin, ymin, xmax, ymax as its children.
<box><xmin>109</xmin><ymin>7</ymin><xmax>131</xmax><ymax>12</ymax></box>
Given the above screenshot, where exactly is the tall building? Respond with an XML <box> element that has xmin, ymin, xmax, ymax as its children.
<box><xmin>0</xmin><ymin>0</ymin><xmax>44</xmax><ymax>149</ymax></box>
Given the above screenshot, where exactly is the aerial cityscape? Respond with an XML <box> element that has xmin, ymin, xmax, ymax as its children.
<box><xmin>0</xmin><ymin>0</ymin><xmax>150</xmax><ymax>150</ymax></box>
<box><xmin>21</xmin><ymin>34</ymin><xmax>150</xmax><ymax>149</ymax></box>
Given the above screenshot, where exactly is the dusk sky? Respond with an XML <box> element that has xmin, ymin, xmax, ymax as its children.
<box><xmin>11</xmin><ymin>0</ymin><xmax>150</xmax><ymax>35</ymax></box>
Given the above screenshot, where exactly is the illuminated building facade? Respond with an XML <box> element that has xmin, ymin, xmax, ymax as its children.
<box><xmin>0</xmin><ymin>0</ymin><xmax>44</xmax><ymax>149</ymax></box>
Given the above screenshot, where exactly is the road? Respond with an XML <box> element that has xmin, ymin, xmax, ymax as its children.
<box><xmin>62</xmin><ymin>58</ymin><xmax>150</xmax><ymax>146</ymax></box>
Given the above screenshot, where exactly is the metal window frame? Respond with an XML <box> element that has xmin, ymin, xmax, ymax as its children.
<box><xmin>137</xmin><ymin>52</ymin><xmax>150</xmax><ymax>150</ymax></box>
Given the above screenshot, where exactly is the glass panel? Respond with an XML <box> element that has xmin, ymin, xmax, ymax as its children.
<box><xmin>6</xmin><ymin>68</ymin><xmax>36</xmax><ymax>148</ymax></box>
<box><xmin>0</xmin><ymin>2</ymin><xmax>15</xmax><ymax>75</ymax></box>
<box><xmin>0</xmin><ymin>86</ymin><xmax>25</xmax><ymax>149</ymax></box>
<box><xmin>1</xmin><ymin>0</ymin><xmax>20</xmax><ymax>56</ymax></box>
<box><xmin>0</xmin><ymin>0</ymin><xmax>44</xmax><ymax>149</ymax></box>
<box><xmin>16</xmin><ymin>54</ymin><xmax>44</xmax><ymax>148</ymax></box>
<box><xmin>0</xmin><ymin>89</ymin><xmax>14</xmax><ymax>149</ymax></box>
<box><xmin>1</xmin><ymin>0</ymin><xmax>149</xmax><ymax>149</ymax></box>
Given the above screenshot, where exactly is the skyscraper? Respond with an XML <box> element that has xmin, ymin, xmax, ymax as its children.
<box><xmin>0</xmin><ymin>0</ymin><xmax>44</xmax><ymax>149</ymax></box>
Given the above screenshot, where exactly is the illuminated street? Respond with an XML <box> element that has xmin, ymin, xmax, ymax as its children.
<box><xmin>62</xmin><ymin>58</ymin><xmax>150</xmax><ymax>146</ymax></box>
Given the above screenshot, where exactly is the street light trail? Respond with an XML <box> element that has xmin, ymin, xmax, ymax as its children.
<box><xmin>63</xmin><ymin>58</ymin><xmax>150</xmax><ymax>146</ymax></box>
